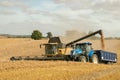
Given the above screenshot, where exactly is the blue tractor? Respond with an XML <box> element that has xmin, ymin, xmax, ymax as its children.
<box><xmin>69</xmin><ymin>42</ymin><xmax>117</xmax><ymax>64</ymax></box>
<box><xmin>70</xmin><ymin>42</ymin><xmax>94</xmax><ymax>62</ymax></box>
<box><xmin>65</xmin><ymin>30</ymin><xmax>117</xmax><ymax>64</ymax></box>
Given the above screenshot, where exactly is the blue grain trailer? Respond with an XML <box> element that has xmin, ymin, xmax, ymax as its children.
<box><xmin>95</xmin><ymin>50</ymin><xmax>117</xmax><ymax>63</ymax></box>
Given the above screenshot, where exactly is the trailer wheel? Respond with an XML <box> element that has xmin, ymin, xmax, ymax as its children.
<box><xmin>79</xmin><ymin>56</ymin><xmax>87</xmax><ymax>63</ymax></box>
<box><xmin>92</xmin><ymin>54</ymin><xmax>99</xmax><ymax>64</ymax></box>
<box><xmin>107</xmin><ymin>62</ymin><xmax>113</xmax><ymax>65</ymax></box>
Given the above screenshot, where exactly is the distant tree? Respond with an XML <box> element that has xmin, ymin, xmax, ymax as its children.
<box><xmin>31</xmin><ymin>30</ymin><xmax>42</xmax><ymax>40</ymax></box>
<box><xmin>47</xmin><ymin>32</ymin><xmax>53</xmax><ymax>38</ymax></box>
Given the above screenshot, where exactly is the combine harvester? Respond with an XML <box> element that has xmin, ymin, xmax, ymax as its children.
<box><xmin>10</xmin><ymin>30</ymin><xmax>117</xmax><ymax>64</ymax></box>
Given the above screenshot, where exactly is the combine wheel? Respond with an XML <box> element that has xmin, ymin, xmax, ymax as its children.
<box><xmin>10</xmin><ymin>57</ymin><xmax>15</xmax><ymax>61</ymax></box>
<box><xmin>65</xmin><ymin>55</ymin><xmax>71</xmax><ymax>61</ymax></box>
<box><xmin>24</xmin><ymin>56</ymin><xmax>30</xmax><ymax>60</ymax></box>
<box><xmin>18</xmin><ymin>56</ymin><xmax>22</xmax><ymax>60</ymax></box>
<box><xmin>79</xmin><ymin>56</ymin><xmax>87</xmax><ymax>63</ymax></box>
<box><xmin>34</xmin><ymin>56</ymin><xmax>39</xmax><ymax>60</ymax></box>
<box><xmin>92</xmin><ymin>54</ymin><xmax>99</xmax><ymax>64</ymax></box>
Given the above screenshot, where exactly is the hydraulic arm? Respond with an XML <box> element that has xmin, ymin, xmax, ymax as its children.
<box><xmin>66</xmin><ymin>29</ymin><xmax>105</xmax><ymax>50</ymax></box>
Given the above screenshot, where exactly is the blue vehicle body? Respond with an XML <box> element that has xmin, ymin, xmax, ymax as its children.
<box><xmin>70</xmin><ymin>42</ymin><xmax>117</xmax><ymax>63</ymax></box>
<box><xmin>88</xmin><ymin>50</ymin><xmax>95</xmax><ymax>57</ymax></box>
<box><xmin>95</xmin><ymin>50</ymin><xmax>117</xmax><ymax>63</ymax></box>
<box><xmin>71</xmin><ymin>49</ymin><xmax>82</xmax><ymax>55</ymax></box>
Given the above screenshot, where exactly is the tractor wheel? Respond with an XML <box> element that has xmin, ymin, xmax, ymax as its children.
<box><xmin>79</xmin><ymin>56</ymin><xmax>87</xmax><ymax>63</ymax></box>
<box><xmin>92</xmin><ymin>54</ymin><xmax>99</xmax><ymax>64</ymax></box>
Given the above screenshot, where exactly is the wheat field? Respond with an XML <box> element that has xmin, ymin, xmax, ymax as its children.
<box><xmin>0</xmin><ymin>38</ymin><xmax>120</xmax><ymax>80</ymax></box>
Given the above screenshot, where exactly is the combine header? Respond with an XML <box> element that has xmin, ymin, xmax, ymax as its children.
<box><xmin>10</xmin><ymin>30</ymin><xmax>117</xmax><ymax>64</ymax></box>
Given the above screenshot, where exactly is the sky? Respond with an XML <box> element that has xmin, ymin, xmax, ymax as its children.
<box><xmin>0</xmin><ymin>0</ymin><xmax>120</xmax><ymax>37</ymax></box>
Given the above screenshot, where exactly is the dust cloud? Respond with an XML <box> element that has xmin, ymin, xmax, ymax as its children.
<box><xmin>60</xmin><ymin>30</ymin><xmax>87</xmax><ymax>44</ymax></box>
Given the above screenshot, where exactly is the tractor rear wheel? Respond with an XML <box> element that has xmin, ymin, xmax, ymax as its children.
<box><xmin>79</xmin><ymin>56</ymin><xmax>87</xmax><ymax>63</ymax></box>
<box><xmin>92</xmin><ymin>54</ymin><xmax>99</xmax><ymax>64</ymax></box>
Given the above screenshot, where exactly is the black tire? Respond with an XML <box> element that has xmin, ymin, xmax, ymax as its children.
<box><xmin>18</xmin><ymin>56</ymin><xmax>22</xmax><ymax>60</ymax></box>
<box><xmin>79</xmin><ymin>56</ymin><xmax>87</xmax><ymax>63</ymax></box>
<box><xmin>34</xmin><ymin>56</ymin><xmax>39</xmax><ymax>60</ymax></box>
<box><xmin>65</xmin><ymin>55</ymin><xmax>71</xmax><ymax>61</ymax></box>
<box><xmin>107</xmin><ymin>62</ymin><xmax>113</xmax><ymax>65</ymax></box>
<box><xmin>92</xmin><ymin>54</ymin><xmax>99</xmax><ymax>64</ymax></box>
<box><xmin>10</xmin><ymin>57</ymin><xmax>15</xmax><ymax>61</ymax></box>
<box><xmin>24</xmin><ymin>56</ymin><xmax>30</xmax><ymax>60</ymax></box>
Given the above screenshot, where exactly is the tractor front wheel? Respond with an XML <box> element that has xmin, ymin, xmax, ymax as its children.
<box><xmin>79</xmin><ymin>56</ymin><xmax>87</xmax><ymax>63</ymax></box>
<box><xmin>92</xmin><ymin>54</ymin><xmax>99</xmax><ymax>64</ymax></box>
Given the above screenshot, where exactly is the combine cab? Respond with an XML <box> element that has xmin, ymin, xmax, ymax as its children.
<box><xmin>43</xmin><ymin>37</ymin><xmax>72</xmax><ymax>57</ymax></box>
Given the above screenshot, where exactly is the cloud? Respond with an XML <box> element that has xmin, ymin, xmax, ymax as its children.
<box><xmin>0</xmin><ymin>0</ymin><xmax>119</xmax><ymax>37</ymax></box>
<box><xmin>53</xmin><ymin>0</ymin><xmax>120</xmax><ymax>21</ymax></box>
<box><xmin>0</xmin><ymin>0</ymin><xmax>63</xmax><ymax>15</ymax></box>
<box><xmin>53</xmin><ymin>0</ymin><xmax>120</xmax><ymax>13</ymax></box>
<box><xmin>22</xmin><ymin>8</ymin><xmax>41</xmax><ymax>15</ymax></box>
<box><xmin>93</xmin><ymin>0</ymin><xmax>120</xmax><ymax>10</ymax></box>
<box><xmin>51</xmin><ymin>7</ymin><xmax>94</xmax><ymax>19</ymax></box>
<box><xmin>0</xmin><ymin>0</ymin><xmax>31</xmax><ymax>15</ymax></box>
<box><xmin>0</xmin><ymin>10</ymin><xmax>16</xmax><ymax>15</ymax></box>
<box><xmin>0</xmin><ymin>0</ymin><xmax>29</xmax><ymax>8</ymax></box>
<box><xmin>52</xmin><ymin>0</ymin><xmax>120</xmax><ymax>36</ymax></box>
<box><xmin>54</xmin><ymin>0</ymin><xmax>94</xmax><ymax>9</ymax></box>
<box><xmin>0</xmin><ymin>0</ymin><xmax>48</xmax><ymax>15</ymax></box>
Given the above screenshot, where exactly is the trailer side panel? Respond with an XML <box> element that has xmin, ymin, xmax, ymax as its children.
<box><xmin>95</xmin><ymin>50</ymin><xmax>117</xmax><ymax>63</ymax></box>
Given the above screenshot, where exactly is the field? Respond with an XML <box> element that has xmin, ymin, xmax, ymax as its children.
<box><xmin>0</xmin><ymin>38</ymin><xmax>120</xmax><ymax>80</ymax></box>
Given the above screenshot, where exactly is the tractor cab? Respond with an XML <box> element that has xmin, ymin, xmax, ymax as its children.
<box><xmin>71</xmin><ymin>42</ymin><xmax>92</xmax><ymax>56</ymax></box>
<box><xmin>75</xmin><ymin>42</ymin><xmax>92</xmax><ymax>55</ymax></box>
<box><xmin>70</xmin><ymin>42</ymin><xmax>93</xmax><ymax>61</ymax></box>
<box><xmin>75</xmin><ymin>42</ymin><xmax>92</xmax><ymax>52</ymax></box>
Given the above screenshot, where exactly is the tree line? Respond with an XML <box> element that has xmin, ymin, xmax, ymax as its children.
<box><xmin>0</xmin><ymin>30</ymin><xmax>119</xmax><ymax>40</ymax></box>
<box><xmin>0</xmin><ymin>30</ymin><xmax>52</xmax><ymax>39</ymax></box>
